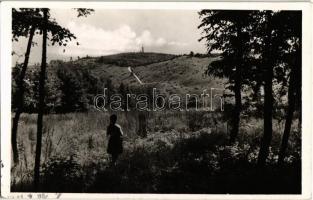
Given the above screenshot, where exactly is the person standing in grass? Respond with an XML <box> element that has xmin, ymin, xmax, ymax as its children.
<box><xmin>107</xmin><ymin>114</ymin><xmax>124</xmax><ymax>165</ymax></box>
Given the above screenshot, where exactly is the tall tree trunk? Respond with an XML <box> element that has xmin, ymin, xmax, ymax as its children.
<box><xmin>34</xmin><ymin>8</ymin><xmax>48</xmax><ymax>190</ymax></box>
<box><xmin>230</xmin><ymin>25</ymin><xmax>243</xmax><ymax>143</ymax></box>
<box><xmin>12</xmin><ymin>25</ymin><xmax>35</xmax><ymax>164</ymax></box>
<box><xmin>257</xmin><ymin>64</ymin><xmax>273</xmax><ymax>167</ymax></box>
<box><xmin>257</xmin><ymin>13</ymin><xmax>274</xmax><ymax>167</ymax></box>
<box><xmin>278</xmin><ymin>68</ymin><xmax>296</xmax><ymax>165</ymax></box>
<box><xmin>230</xmin><ymin>73</ymin><xmax>242</xmax><ymax>143</ymax></box>
<box><xmin>278</xmin><ymin>45</ymin><xmax>301</xmax><ymax>165</ymax></box>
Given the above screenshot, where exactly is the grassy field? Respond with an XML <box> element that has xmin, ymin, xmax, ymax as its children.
<box><xmin>11</xmin><ymin>111</ymin><xmax>301</xmax><ymax>193</ymax></box>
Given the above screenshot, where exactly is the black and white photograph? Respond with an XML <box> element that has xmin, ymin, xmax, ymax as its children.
<box><xmin>0</xmin><ymin>1</ymin><xmax>312</xmax><ymax>199</ymax></box>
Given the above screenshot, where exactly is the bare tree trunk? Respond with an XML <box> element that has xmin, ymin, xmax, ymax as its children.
<box><xmin>278</xmin><ymin>69</ymin><xmax>296</xmax><ymax>165</ymax></box>
<box><xmin>257</xmin><ymin>14</ymin><xmax>275</xmax><ymax>167</ymax></box>
<box><xmin>229</xmin><ymin>25</ymin><xmax>243</xmax><ymax>144</ymax></box>
<box><xmin>257</xmin><ymin>61</ymin><xmax>274</xmax><ymax>167</ymax></box>
<box><xmin>12</xmin><ymin>25</ymin><xmax>35</xmax><ymax>164</ymax></box>
<box><xmin>278</xmin><ymin>45</ymin><xmax>301</xmax><ymax>165</ymax></box>
<box><xmin>230</xmin><ymin>73</ymin><xmax>242</xmax><ymax>143</ymax></box>
<box><xmin>34</xmin><ymin>8</ymin><xmax>48</xmax><ymax>190</ymax></box>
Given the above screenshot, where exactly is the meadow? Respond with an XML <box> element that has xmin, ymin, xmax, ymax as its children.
<box><xmin>11</xmin><ymin>110</ymin><xmax>301</xmax><ymax>193</ymax></box>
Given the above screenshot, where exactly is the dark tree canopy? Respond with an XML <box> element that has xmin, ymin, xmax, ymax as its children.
<box><xmin>13</xmin><ymin>8</ymin><xmax>77</xmax><ymax>46</ymax></box>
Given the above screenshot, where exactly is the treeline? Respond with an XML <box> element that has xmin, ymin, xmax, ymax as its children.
<box><xmin>96</xmin><ymin>52</ymin><xmax>177</xmax><ymax>67</ymax></box>
<box><xmin>198</xmin><ymin>10</ymin><xmax>301</xmax><ymax>166</ymax></box>
<box><xmin>12</xmin><ymin>60</ymin><xmax>136</xmax><ymax>113</ymax></box>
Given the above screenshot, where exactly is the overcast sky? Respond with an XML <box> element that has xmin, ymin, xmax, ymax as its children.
<box><xmin>12</xmin><ymin>9</ymin><xmax>207</xmax><ymax>64</ymax></box>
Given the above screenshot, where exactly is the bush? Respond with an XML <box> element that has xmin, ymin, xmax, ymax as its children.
<box><xmin>40</xmin><ymin>155</ymin><xmax>84</xmax><ymax>192</ymax></box>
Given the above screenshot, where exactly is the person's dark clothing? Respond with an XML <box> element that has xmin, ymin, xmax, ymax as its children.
<box><xmin>107</xmin><ymin>124</ymin><xmax>123</xmax><ymax>156</ymax></box>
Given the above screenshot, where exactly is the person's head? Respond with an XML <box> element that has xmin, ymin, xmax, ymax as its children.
<box><xmin>110</xmin><ymin>114</ymin><xmax>117</xmax><ymax>124</ymax></box>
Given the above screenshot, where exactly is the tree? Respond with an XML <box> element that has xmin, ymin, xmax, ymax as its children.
<box><xmin>277</xmin><ymin>11</ymin><xmax>302</xmax><ymax>164</ymax></box>
<box><xmin>253</xmin><ymin>11</ymin><xmax>301</xmax><ymax>166</ymax></box>
<box><xmin>12</xmin><ymin>9</ymin><xmax>41</xmax><ymax>164</ymax></box>
<box><xmin>57</xmin><ymin>67</ymin><xmax>87</xmax><ymax>112</ymax></box>
<box><xmin>34</xmin><ymin>8</ymin><xmax>48</xmax><ymax>190</ymax></box>
<box><xmin>198</xmin><ymin>10</ymin><xmax>254</xmax><ymax>143</ymax></box>
<box><xmin>198</xmin><ymin>10</ymin><xmax>302</xmax><ymax>167</ymax></box>
<box><xmin>32</xmin><ymin>8</ymin><xmax>94</xmax><ymax>190</ymax></box>
<box><xmin>12</xmin><ymin>8</ymin><xmax>85</xmax><ymax>164</ymax></box>
<box><xmin>254</xmin><ymin>11</ymin><xmax>275</xmax><ymax>166</ymax></box>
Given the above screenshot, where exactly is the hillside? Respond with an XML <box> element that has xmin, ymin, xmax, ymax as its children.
<box><xmin>14</xmin><ymin>52</ymin><xmax>225</xmax><ymax>112</ymax></box>
<box><xmin>54</xmin><ymin>52</ymin><xmax>224</xmax><ymax>95</ymax></box>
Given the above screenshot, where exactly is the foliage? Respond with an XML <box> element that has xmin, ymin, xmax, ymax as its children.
<box><xmin>13</xmin><ymin>8</ymin><xmax>77</xmax><ymax>46</ymax></box>
<box><xmin>12</xmin><ymin>112</ymin><xmax>301</xmax><ymax>193</ymax></box>
<box><xmin>74</xmin><ymin>8</ymin><xmax>95</xmax><ymax>18</ymax></box>
<box><xmin>198</xmin><ymin>10</ymin><xmax>302</xmax><ymax>164</ymax></box>
<box><xmin>198</xmin><ymin>10</ymin><xmax>256</xmax><ymax>143</ymax></box>
<box><xmin>56</xmin><ymin>66</ymin><xmax>88</xmax><ymax>113</ymax></box>
<box><xmin>40</xmin><ymin>156</ymin><xmax>84</xmax><ymax>192</ymax></box>
<box><xmin>12</xmin><ymin>8</ymin><xmax>41</xmax><ymax>40</ymax></box>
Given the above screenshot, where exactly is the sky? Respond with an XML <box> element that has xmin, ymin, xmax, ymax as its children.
<box><xmin>12</xmin><ymin>9</ymin><xmax>207</xmax><ymax>64</ymax></box>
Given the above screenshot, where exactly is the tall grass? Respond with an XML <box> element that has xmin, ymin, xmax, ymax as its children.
<box><xmin>11</xmin><ymin>111</ymin><xmax>301</xmax><ymax>193</ymax></box>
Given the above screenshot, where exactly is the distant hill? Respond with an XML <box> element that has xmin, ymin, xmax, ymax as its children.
<box><xmin>51</xmin><ymin>52</ymin><xmax>224</xmax><ymax>95</ymax></box>
<box><xmin>14</xmin><ymin>52</ymin><xmax>225</xmax><ymax>112</ymax></box>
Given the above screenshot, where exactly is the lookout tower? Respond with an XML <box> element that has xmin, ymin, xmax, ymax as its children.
<box><xmin>141</xmin><ymin>45</ymin><xmax>144</xmax><ymax>53</ymax></box>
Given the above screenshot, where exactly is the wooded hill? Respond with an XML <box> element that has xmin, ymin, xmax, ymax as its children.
<box><xmin>12</xmin><ymin>52</ymin><xmax>224</xmax><ymax>113</ymax></box>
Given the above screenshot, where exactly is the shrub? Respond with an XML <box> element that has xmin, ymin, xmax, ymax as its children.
<box><xmin>40</xmin><ymin>155</ymin><xmax>84</xmax><ymax>192</ymax></box>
